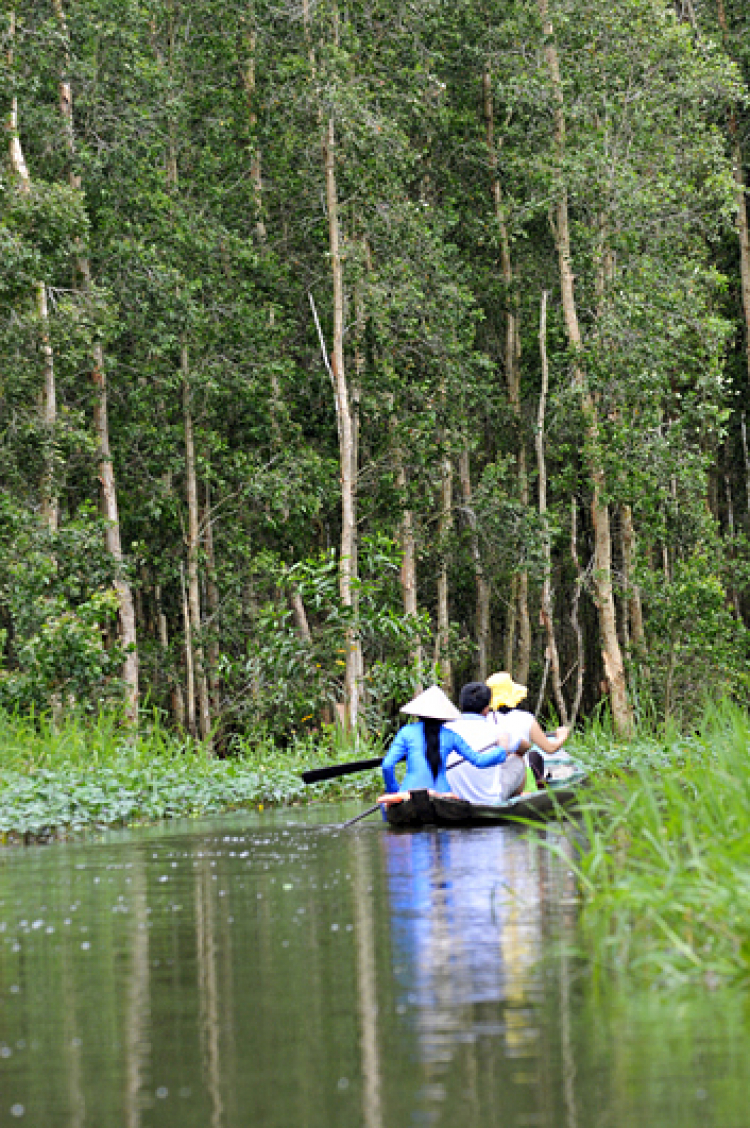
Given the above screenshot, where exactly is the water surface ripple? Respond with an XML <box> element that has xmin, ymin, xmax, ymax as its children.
<box><xmin>0</xmin><ymin>803</ymin><xmax>747</xmax><ymax>1127</ymax></box>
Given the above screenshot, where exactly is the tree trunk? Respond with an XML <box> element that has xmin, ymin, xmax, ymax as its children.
<box><xmin>716</xmin><ymin>1</ymin><xmax>750</xmax><ymax>406</ymax></box>
<box><xmin>241</xmin><ymin>20</ymin><xmax>266</xmax><ymax>241</ymax></box>
<box><xmin>323</xmin><ymin>115</ymin><xmax>360</xmax><ymax>729</ymax></box>
<box><xmin>504</xmin><ymin>574</ymin><xmax>518</xmax><ymax>673</ymax></box>
<box><xmin>539</xmin><ymin>0</ymin><xmax>632</xmax><ymax>734</ymax></box>
<box><xmin>537</xmin><ymin>291</ymin><xmax>568</xmax><ymax>723</ymax></box>
<box><xmin>458</xmin><ymin>449</ymin><xmax>490</xmax><ymax>680</ymax></box>
<box><xmin>203</xmin><ymin>481</ymin><xmax>221</xmax><ymax>717</ymax></box>
<box><xmin>37</xmin><ymin>280</ymin><xmax>57</xmax><ymax>531</ymax></box>
<box><xmin>183</xmin><ymin>343</ymin><xmax>212</xmax><ymax>744</ymax></box>
<box><xmin>8</xmin><ymin>14</ymin><xmax>58</xmax><ymax>532</ymax></box>
<box><xmin>396</xmin><ymin>455</ymin><xmax>422</xmax><ymax>673</ymax></box>
<box><xmin>569</xmin><ymin>499</ymin><xmax>585</xmax><ymax>727</ymax></box>
<box><xmin>483</xmin><ymin>66</ymin><xmax>529</xmax><ymax>682</ymax></box>
<box><xmin>180</xmin><ymin>562</ymin><xmax>195</xmax><ymax>737</ymax></box>
<box><xmin>52</xmin><ymin>0</ymin><xmax>139</xmax><ymax>716</ymax></box>
<box><xmin>156</xmin><ymin>582</ymin><xmax>185</xmax><ymax>728</ymax></box>
<box><xmin>620</xmin><ymin>504</ymin><xmax>645</xmax><ymax>651</ymax></box>
<box><xmin>435</xmin><ymin>455</ymin><xmax>453</xmax><ymax>694</ymax></box>
<box><xmin>742</xmin><ymin>413</ymin><xmax>750</xmax><ymax>515</ymax></box>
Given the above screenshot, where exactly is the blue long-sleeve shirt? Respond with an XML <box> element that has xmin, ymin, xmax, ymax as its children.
<box><xmin>381</xmin><ymin>721</ymin><xmax>508</xmax><ymax>794</ymax></box>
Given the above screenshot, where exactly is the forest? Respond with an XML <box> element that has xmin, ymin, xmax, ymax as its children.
<box><xmin>3</xmin><ymin>0</ymin><xmax>750</xmax><ymax>747</ymax></box>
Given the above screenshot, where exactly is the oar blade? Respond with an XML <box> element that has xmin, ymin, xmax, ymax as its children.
<box><xmin>301</xmin><ymin>756</ymin><xmax>384</xmax><ymax>784</ymax></box>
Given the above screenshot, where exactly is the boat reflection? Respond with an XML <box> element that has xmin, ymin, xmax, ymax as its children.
<box><xmin>381</xmin><ymin>826</ymin><xmax>560</xmax><ymax>1065</ymax></box>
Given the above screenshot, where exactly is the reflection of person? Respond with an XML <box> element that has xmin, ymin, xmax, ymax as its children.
<box><xmin>447</xmin><ymin>674</ymin><xmax>569</xmax><ymax>803</ymax></box>
<box><xmin>446</xmin><ymin>682</ymin><xmax>526</xmax><ymax>803</ymax></box>
<box><xmin>378</xmin><ymin>685</ymin><xmax>509</xmax><ymax>802</ymax></box>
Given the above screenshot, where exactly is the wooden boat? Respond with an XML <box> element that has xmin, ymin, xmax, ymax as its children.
<box><xmin>383</xmin><ymin>758</ymin><xmax>587</xmax><ymax>829</ymax></box>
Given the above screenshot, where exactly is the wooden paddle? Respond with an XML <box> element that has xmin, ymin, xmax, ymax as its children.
<box><xmin>301</xmin><ymin>756</ymin><xmax>384</xmax><ymax>784</ymax></box>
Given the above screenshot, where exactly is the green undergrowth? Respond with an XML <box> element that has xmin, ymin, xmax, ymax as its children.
<box><xmin>565</xmin><ymin>702</ymin><xmax>750</xmax><ymax>989</ymax></box>
<box><xmin>0</xmin><ymin>710</ymin><xmax>383</xmax><ymax>842</ymax></box>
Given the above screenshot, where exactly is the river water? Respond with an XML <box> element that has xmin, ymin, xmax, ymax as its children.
<box><xmin>0</xmin><ymin>803</ymin><xmax>748</xmax><ymax>1127</ymax></box>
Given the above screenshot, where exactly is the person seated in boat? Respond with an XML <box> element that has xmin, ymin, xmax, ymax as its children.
<box><xmin>486</xmin><ymin>672</ymin><xmax>570</xmax><ymax>786</ymax></box>
<box><xmin>445</xmin><ymin>682</ymin><xmax>527</xmax><ymax>803</ymax></box>
<box><xmin>377</xmin><ymin>685</ymin><xmax>510</xmax><ymax>806</ymax></box>
<box><xmin>445</xmin><ymin>674</ymin><xmax>570</xmax><ymax>805</ymax></box>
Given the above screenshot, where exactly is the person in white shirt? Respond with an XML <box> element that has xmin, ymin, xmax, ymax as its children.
<box><xmin>445</xmin><ymin>682</ymin><xmax>525</xmax><ymax>804</ymax></box>
<box><xmin>485</xmin><ymin>672</ymin><xmax>569</xmax><ymax>787</ymax></box>
<box><xmin>446</xmin><ymin>675</ymin><xmax>569</xmax><ymax>805</ymax></box>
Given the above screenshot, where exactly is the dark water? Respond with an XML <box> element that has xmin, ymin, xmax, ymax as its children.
<box><xmin>0</xmin><ymin>804</ymin><xmax>748</xmax><ymax>1128</ymax></box>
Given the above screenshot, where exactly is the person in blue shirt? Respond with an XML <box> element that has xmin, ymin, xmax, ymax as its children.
<box><xmin>379</xmin><ymin>685</ymin><xmax>509</xmax><ymax>803</ymax></box>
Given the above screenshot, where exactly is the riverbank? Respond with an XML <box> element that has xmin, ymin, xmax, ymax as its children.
<box><xmin>0</xmin><ymin>711</ymin><xmax>382</xmax><ymax>842</ymax></box>
<box><xmin>5</xmin><ymin>703</ymin><xmax>750</xmax><ymax>992</ymax></box>
<box><xmin>569</xmin><ymin>703</ymin><xmax>750</xmax><ymax>988</ymax></box>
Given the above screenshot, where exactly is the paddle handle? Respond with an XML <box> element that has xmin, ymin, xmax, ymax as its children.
<box><xmin>341</xmin><ymin>803</ymin><xmax>381</xmax><ymax>829</ymax></box>
<box><xmin>302</xmin><ymin>756</ymin><xmax>384</xmax><ymax>784</ymax></box>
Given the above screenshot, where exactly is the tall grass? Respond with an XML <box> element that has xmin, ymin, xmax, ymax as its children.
<box><xmin>568</xmin><ymin>702</ymin><xmax>750</xmax><ymax>987</ymax></box>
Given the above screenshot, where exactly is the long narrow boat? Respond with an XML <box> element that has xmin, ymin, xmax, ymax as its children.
<box><xmin>383</xmin><ymin>757</ymin><xmax>587</xmax><ymax>829</ymax></box>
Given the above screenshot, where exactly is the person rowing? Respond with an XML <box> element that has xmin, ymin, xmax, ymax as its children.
<box><xmin>377</xmin><ymin>685</ymin><xmax>511</xmax><ymax>807</ymax></box>
<box><xmin>446</xmin><ymin>673</ymin><xmax>570</xmax><ymax>804</ymax></box>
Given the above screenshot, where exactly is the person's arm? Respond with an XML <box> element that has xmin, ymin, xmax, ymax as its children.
<box><xmin>449</xmin><ymin>729</ymin><xmax>509</xmax><ymax>769</ymax></box>
<box><xmin>528</xmin><ymin>720</ymin><xmax>569</xmax><ymax>754</ymax></box>
<box><xmin>381</xmin><ymin>728</ymin><xmax>409</xmax><ymax>793</ymax></box>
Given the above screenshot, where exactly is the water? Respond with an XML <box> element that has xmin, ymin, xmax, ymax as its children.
<box><xmin>0</xmin><ymin>803</ymin><xmax>748</xmax><ymax>1127</ymax></box>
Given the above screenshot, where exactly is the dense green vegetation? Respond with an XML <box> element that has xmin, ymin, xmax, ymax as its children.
<box><xmin>569</xmin><ymin>703</ymin><xmax>750</xmax><ymax>986</ymax></box>
<box><xmin>3</xmin><ymin>0</ymin><xmax>750</xmax><ymax>746</ymax></box>
<box><xmin>0</xmin><ymin>709</ymin><xmax>382</xmax><ymax>840</ymax></box>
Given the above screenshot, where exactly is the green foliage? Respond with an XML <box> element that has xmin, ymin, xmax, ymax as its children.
<box><xmin>632</xmin><ymin>554</ymin><xmax>749</xmax><ymax>721</ymax></box>
<box><xmin>3</xmin><ymin>0</ymin><xmax>750</xmax><ymax>739</ymax></box>
<box><xmin>0</xmin><ymin>498</ymin><xmax>126</xmax><ymax>712</ymax></box>
<box><xmin>228</xmin><ymin>539</ymin><xmax>429</xmax><ymax>739</ymax></box>
<box><xmin>565</xmin><ymin>703</ymin><xmax>750</xmax><ymax>987</ymax></box>
<box><xmin>0</xmin><ymin>706</ymin><xmax>381</xmax><ymax>839</ymax></box>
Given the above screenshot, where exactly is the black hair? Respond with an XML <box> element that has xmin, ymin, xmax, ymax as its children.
<box><xmin>495</xmin><ymin>704</ymin><xmax>511</xmax><ymax>714</ymax></box>
<box><xmin>459</xmin><ymin>682</ymin><xmax>491</xmax><ymax>714</ymax></box>
<box><xmin>423</xmin><ymin>718</ymin><xmax>442</xmax><ymax>779</ymax></box>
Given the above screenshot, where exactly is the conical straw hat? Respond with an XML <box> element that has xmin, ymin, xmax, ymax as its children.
<box><xmin>486</xmin><ymin>671</ymin><xmax>528</xmax><ymax>710</ymax></box>
<box><xmin>400</xmin><ymin>685</ymin><xmax>460</xmax><ymax>721</ymax></box>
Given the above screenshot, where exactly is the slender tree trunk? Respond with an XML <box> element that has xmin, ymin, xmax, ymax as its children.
<box><xmin>435</xmin><ymin>454</ymin><xmax>453</xmax><ymax>694</ymax></box>
<box><xmin>52</xmin><ymin>0</ymin><xmax>139</xmax><ymax>715</ymax></box>
<box><xmin>569</xmin><ymin>498</ymin><xmax>585</xmax><ymax>727</ymax></box>
<box><xmin>183</xmin><ymin>344</ymin><xmax>211</xmax><ymax>744</ymax></box>
<box><xmin>290</xmin><ymin>588</ymin><xmax>313</xmax><ymax>643</ymax></box>
<box><xmin>537</xmin><ymin>291</ymin><xmax>568</xmax><ymax>723</ymax></box>
<box><xmin>323</xmin><ymin>115</ymin><xmax>360</xmax><ymax>729</ymax></box>
<box><xmin>156</xmin><ymin>582</ymin><xmax>185</xmax><ymax>728</ymax></box>
<box><xmin>725</xmin><ymin>475</ymin><xmax>742</xmax><ymax>617</ymax></box>
<box><xmin>37</xmin><ymin>281</ymin><xmax>57</xmax><ymax>531</ymax></box>
<box><xmin>742</xmin><ymin>413</ymin><xmax>750</xmax><ymax>515</ymax></box>
<box><xmin>396</xmin><ymin>455</ymin><xmax>422</xmax><ymax>673</ymax></box>
<box><xmin>620</xmin><ymin>504</ymin><xmax>645</xmax><ymax>651</ymax></box>
<box><xmin>241</xmin><ymin>20</ymin><xmax>266</xmax><ymax>241</ymax></box>
<box><xmin>504</xmin><ymin>574</ymin><xmax>518</xmax><ymax>673</ymax></box>
<box><xmin>717</xmin><ymin>1</ymin><xmax>750</xmax><ymax>394</ymax></box>
<box><xmin>8</xmin><ymin>13</ymin><xmax>58</xmax><ymax>532</ymax></box>
<box><xmin>203</xmin><ymin>481</ymin><xmax>221</xmax><ymax>717</ymax></box>
<box><xmin>458</xmin><ymin>450</ymin><xmax>490</xmax><ymax>680</ymax></box>
<box><xmin>539</xmin><ymin>0</ymin><xmax>632</xmax><ymax>734</ymax></box>
<box><xmin>180</xmin><ymin>562</ymin><xmax>196</xmax><ymax>737</ymax></box>
<box><xmin>484</xmin><ymin>66</ymin><xmax>529</xmax><ymax>681</ymax></box>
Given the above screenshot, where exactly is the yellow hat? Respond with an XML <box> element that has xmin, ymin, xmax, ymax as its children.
<box><xmin>486</xmin><ymin>671</ymin><xmax>527</xmax><ymax>710</ymax></box>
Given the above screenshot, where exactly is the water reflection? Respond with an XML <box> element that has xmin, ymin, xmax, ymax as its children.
<box><xmin>0</xmin><ymin>808</ymin><xmax>748</xmax><ymax>1128</ymax></box>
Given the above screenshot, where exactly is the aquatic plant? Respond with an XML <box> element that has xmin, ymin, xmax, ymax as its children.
<box><xmin>568</xmin><ymin>702</ymin><xmax>750</xmax><ymax>987</ymax></box>
<box><xmin>0</xmin><ymin>708</ymin><xmax>382</xmax><ymax>840</ymax></box>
